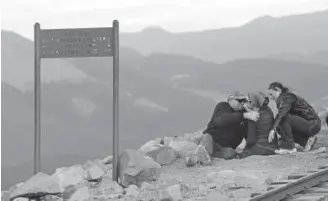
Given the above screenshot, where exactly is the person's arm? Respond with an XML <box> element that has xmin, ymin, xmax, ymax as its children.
<box><xmin>272</xmin><ymin>93</ymin><xmax>296</xmax><ymax>131</ymax></box>
<box><xmin>212</xmin><ymin>102</ymin><xmax>244</xmax><ymax>127</ymax></box>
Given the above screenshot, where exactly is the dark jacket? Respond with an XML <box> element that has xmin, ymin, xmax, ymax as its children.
<box><xmin>246</xmin><ymin>106</ymin><xmax>275</xmax><ymax>148</ymax></box>
<box><xmin>272</xmin><ymin>91</ymin><xmax>321</xmax><ymax>131</ymax></box>
<box><xmin>326</xmin><ymin>114</ymin><xmax>328</xmax><ymax>126</ymax></box>
<box><xmin>203</xmin><ymin>102</ymin><xmax>247</xmax><ymax>149</ymax></box>
<box><xmin>242</xmin><ymin>99</ymin><xmax>278</xmax><ymax>157</ymax></box>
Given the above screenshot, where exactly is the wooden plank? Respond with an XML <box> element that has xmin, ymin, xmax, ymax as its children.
<box><xmin>250</xmin><ymin>168</ymin><xmax>328</xmax><ymax>201</ymax></box>
<box><xmin>271</xmin><ymin>180</ymin><xmax>291</xmax><ymax>185</ymax></box>
<box><xmin>288</xmin><ymin>175</ymin><xmax>307</xmax><ymax>180</ymax></box>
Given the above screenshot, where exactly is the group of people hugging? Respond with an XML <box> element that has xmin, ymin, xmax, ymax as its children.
<box><xmin>192</xmin><ymin>81</ymin><xmax>326</xmax><ymax>165</ymax></box>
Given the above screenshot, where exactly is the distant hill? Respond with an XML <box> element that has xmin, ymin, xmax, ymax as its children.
<box><xmin>121</xmin><ymin>10</ymin><xmax>328</xmax><ymax>64</ymax></box>
<box><xmin>1</xmin><ymin>31</ymin><xmax>92</xmax><ymax>91</ymax></box>
<box><xmin>264</xmin><ymin>50</ymin><xmax>328</xmax><ymax>65</ymax></box>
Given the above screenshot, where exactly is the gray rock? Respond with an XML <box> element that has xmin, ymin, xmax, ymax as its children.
<box><xmin>101</xmin><ymin>155</ymin><xmax>113</xmax><ymax>164</ymax></box>
<box><xmin>146</xmin><ymin>146</ymin><xmax>179</xmax><ymax>165</ymax></box>
<box><xmin>140</xmin><ymin>139</ymin><xmax>163</xmax><ymax>153</ymax></box>
<box><xmin>89</xmin><ymin>176</ymin><xmax>123</xmax><ymax>199</ymax></box>
<box><xmin>140</xmin><ymin>182</ymin><xmax>155</xmax><ymax>191</ymax></box>
<box><xmin>119</xmin><ymin>149</ymin><xmax>161</xmax><ymax>187</ymax></box>
<box><xmin>10</xmin><ymin>173</ymin><xmax>62</xmax><ymax>200</ymax></box>
<box><xmin>124</xmin><ymin>185</ymin><xmax>140</xmax><ymax>197</ymax></box>
<box><xmin>158</xmin><ymin>184</ymin><xmax>182</xmax><ymax>201</ymax></box>
<box><xmin>168</xmin><ymin>140</ymin><xmax>198</xmax><ymax>158</ymax></box>
<box><xmin>51</xmin><ymin>165</ymin><xmax>84</xmax><ymax>191</ymax></box>
<box><xmin>83</xmin><ymin>164</ymin><xmax>105</xmax><ymax>181</ymax></box>
<box><xmin>68</xmin><ymin>187</ymin><xmax>90</xmax><ymax>201</ymax></box>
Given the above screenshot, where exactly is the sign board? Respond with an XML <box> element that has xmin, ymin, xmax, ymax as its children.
<box><xmin>40</xmin><ymin>27</ymin><xmax>113</xmax><ymax>58</ymax></box>
<box><xmin>34</xmin><ymin>20</ymin><xmax>120</xmax><ymax>182</ymax></box>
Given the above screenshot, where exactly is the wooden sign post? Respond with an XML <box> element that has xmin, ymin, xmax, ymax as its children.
<box><xmin>34</xmin><ymin>20</ymin><xmax>120</xmax><ymax>181</ymax></box>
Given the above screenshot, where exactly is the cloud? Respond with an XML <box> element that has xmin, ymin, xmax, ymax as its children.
<box><xmin>1</xmin><ymin>0</ymin><xmax>327</xmax><ymax>39</ymax></box>
<box><xmin>134</xmin><ymin>97</ymin><xmax>169</xmax><ymax>112</ymax></box>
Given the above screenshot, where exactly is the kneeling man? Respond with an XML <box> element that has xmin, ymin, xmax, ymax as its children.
<box><xmin>200</xmin><ymin>91</ymin><xmax>259</xmax><ymax>160</ymax></box>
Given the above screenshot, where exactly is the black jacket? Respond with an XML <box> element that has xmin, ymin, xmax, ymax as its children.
<box><xmin>203</xmin><ymin>102</ymin><xmax>247</xmax><ymax>149</ymax></box>
<box><xmin>272</xmin><ymin>91</ymin><xmax>321</xmax><ymax>131</ymax></box>
<box><xmin>246</xmin><ymin>105</ymin><xmax>275</xmax><ymax>148</ymax></box>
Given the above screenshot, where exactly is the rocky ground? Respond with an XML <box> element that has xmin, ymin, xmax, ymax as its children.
<box><xmin>3</xmin><ymin>129</ymin><xmax>328</xmax><ymax>201</ymax></box>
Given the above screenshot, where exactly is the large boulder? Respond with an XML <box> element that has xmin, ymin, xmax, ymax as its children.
<box><xmin>10</xmin><ymin>173</ymin><xmax>62</xmax><ymax>200</ymax></box>
<box><xmin>51</xmin><ymin>165</ymin><xmax>84</xmax><ymax>191</ymax></box>
<box><xmin>139</xmin><ymin>138</ymin><xmax>163</xmax><ymax>153</ymax></box>
<box><xmin>146</xmin><ymin>146</ymin><xmax>179</xmax><ymax>165</ymax></box>
<box><xmin>168</xmin><ymin>140</ymin><xmax>198</xmax><ymax>158</ymax></box>
<box><xmin>83</xmin><ymin>164</ymin><xmax>105</xmax><ymax>181</ymax></box>
<box><xmin>119</xmin><ymin>149</ymin><xmax>162</xmax><ymax>187</ymax></box>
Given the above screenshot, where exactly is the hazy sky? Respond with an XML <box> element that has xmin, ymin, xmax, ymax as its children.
<box><xmin>1</xmin><ymin>0</ymin><xmax>328</xmax><ymax>39</ymax></box>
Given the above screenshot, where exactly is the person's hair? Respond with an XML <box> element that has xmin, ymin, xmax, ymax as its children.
<box><xmin>268</xmin><ymin>82</ymin><xmax>289</xmax><ymax>93</ymax></box>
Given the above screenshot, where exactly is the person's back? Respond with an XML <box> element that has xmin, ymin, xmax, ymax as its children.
<box><xmin>278</xmin><ymin>92</ymin><xmax>320</xmax><ymax>122</ymax></box>
<box><xmin>252</xmin><ymin>105</ymin><xmax>277</xmax><ymax>152</ymax></box>
<box><xmin>240</xmin><ymin>92</ymin><xmax>277</xmax><ymax>157</ymax></box>
<box><xmin>203</xmin><ymin>101</ymin><xmax>247</xmax><ymax>149</ymax></box>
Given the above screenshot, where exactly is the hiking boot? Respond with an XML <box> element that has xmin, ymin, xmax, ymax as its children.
<box><xmin>304</xmin><ymin>136</ymin><xmax>317</xmax><ymax>152</ymax></box>
<box><xmin>274</xmin><ymin>148</ymin><xmax>297</xmax><ymax>155</ymax></box>
<box><xmin>195</xmin><ymin>145</ymin><xmax>212</xmax><ymax>166</ymax></box>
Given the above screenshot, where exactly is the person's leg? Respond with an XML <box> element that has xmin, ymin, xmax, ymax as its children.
<box><xmin>210</xmin><ymin>143</ymin><xmax>238</xmax><ymax>160</ymax></box>
<box><xmin>293</xmin><ymin>132</ymin><xmax>309</xmax><ymax>147</ymax></box>
<box><xmin>286</xmin><ymin>115</ymin><xmax>321</xmax><ymax>136</ymax></box>
<box><xmin>303</xmin><ymin>119</ymin><xmax>321</xmax><ymax>151</ymax></box>
<box><xmin>192</xmin><ymin>134</ymin><xmax>212</xmax><ymax>166</ymax></box>
<box><xmin>199</xmin><ymin>134</ymin><xmax>214</xmax><ymax>155</ymax></box>
<box><xmin>253</xmin><ymin>143</ymin><xmax>276</xmax><ymax>155</ymax></box>
<box><xmin>278</xmin><ymin>114</ymin><xmax>298</xmax><ymax>150</ymax></box>
<box><xmin>279</xmin><ymin>114</ymin><xmax>320</xmax><ymax>151</ymax></box>
<box><xmin>199</xmin><ymin>133</ymin><xmax>238</xmax><ymax>161</ymax></box>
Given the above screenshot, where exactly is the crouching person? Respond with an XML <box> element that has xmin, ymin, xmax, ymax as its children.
<box><xmin>199</xmin><ymin>92</ymin><xmax>260</xmax><ymax>161</ymax></box>
<box><xmin>238</xmin><ymin>92</ymin><xmax>278</xmax><ymax>158</ymax></box>
<box><xmin>267</xmin><ymin>82</ymin><xmax>321</xmax><ymax>154</ymax></box>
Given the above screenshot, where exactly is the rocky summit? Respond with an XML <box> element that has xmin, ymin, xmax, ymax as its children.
<box><xmin>2</xmin><ymin>130</ymin><xmax>328</xmax><ymax>201</ymax></box>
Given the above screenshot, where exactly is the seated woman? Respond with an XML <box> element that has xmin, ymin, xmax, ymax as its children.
<box><xmin>239</xmin><ymin>92</ymin><xmax>278</xmax><ymax>158</ymax></box>
<box><xmin>267</xmin><ymin>82</ymin><xmax>321</xmax><ymax>154</ymax></box>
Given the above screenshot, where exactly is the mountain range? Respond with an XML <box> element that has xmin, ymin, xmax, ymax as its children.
<box><xmin>121</xmin><ymin>9</ymin><xmax>328</xmax><ymax>64</ymax></box>
<box><xmin>2</xmin><ymin>10</ymin><xmax>328</xmax><ymax>189</ymax></box>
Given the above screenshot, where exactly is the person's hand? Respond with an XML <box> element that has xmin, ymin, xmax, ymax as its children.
<box><xmin>268</xmin><ymin>130</ymin><xmax>276</xmax><ymax>143</ymax></box>
<box><xmin>243</xmin><ymin>111</ymin><xmax>260</xmax><ymax>121</ymax></box>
